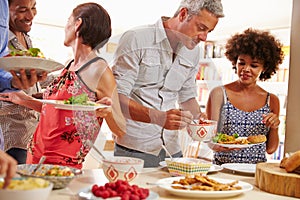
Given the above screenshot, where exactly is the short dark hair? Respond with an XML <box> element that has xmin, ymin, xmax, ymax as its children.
<box><xmin>225</xmin><ymin>28</ymin><xmax>285</xmax><ymax>81</ymax></box>
<box><xmin>72</xmin><ymin>3</ymin><xmax>112</xmax><ymax>50</ymax></box>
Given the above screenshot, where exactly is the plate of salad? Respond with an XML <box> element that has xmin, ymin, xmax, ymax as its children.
<box><xmin>40</xmin><ymin>94</ymin><xmax>110</xmax><ymax>111</ymax></box>
<box><xmin>0</xmin><ymin>48</ymin><xmax>64</xmax><ymax>74</ymax></box>
<box><xmin>208</xmin><ymin>133</ymin><xmax>265</xmax><ymax>149</ymax></box>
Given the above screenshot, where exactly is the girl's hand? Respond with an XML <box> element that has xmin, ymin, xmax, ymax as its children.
<box><xmin>262</xmin><ymin>113</ymin><xmax>280</xmax><ymax>129</ymax></box>
<box><xmin>95</xmin><ymin>97</ymin><xmax>112</xmax><ymax>118</ymax></box>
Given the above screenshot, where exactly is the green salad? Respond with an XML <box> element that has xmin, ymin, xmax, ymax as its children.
<box><xmin>212</xmin><ymin>133</ymin><xmax>239</xmax><ymax>143</ymax></box>
<box><xmin>9</xmin><ymin>47</ymin><xmax>44</xmax><ymax>57</ymax></box>
<box><xmin>63</xmin><ymin>93</ymin><xmax>95</xmax><ymax>106</ymax></box>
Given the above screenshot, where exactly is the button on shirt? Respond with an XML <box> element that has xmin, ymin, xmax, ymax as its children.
<box><xmin>112</xmin><ymin>17</ymin><xmax>200</xmax><ymax>156</ymax></box>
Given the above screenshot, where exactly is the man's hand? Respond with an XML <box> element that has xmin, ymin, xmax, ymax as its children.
<box><xmin>152</xmin><ymin>109</ymin><xmax>193</xmax><ymax>130</ymax></box>
<box><xmin>10</xmin><ymin>69</ymin><xmax>47</xmax><ymax>89</ymax></box>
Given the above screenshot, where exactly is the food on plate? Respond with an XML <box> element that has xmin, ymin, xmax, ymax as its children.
<box><xmin>91</xmin><ymin>179</ymin><xmax>149</xmax><ymax>200</ymax></box>
<box><xmin>171</xmin><ymin>175</ymin><xmax>242</xmax><ymax>191</ymax></box>
<box><xmin>213</xmin><ymin>133</ymin><xmax>266</xmax><ymax>145</ymax></box>
<box><xmin>280</xmin><ymin>150</ymin><xmax>300</xmax><ymax>173</ymax></box>
<box><xmin>246</xmin><ymin>135</ymin><xmax>267</xmax><ymax>143</ymax></box>
<box><xmin>63</xmin><ymin>93</ymin><xmax>95</xmax><ymax>106</ymax></box>
<box><xmin>212</xmin><ymin>133</ymin><xmax>249</xmax><ymax>144</ymax></box>
<box><xmin>0</xmin><ymin>178</ymin><xmax>49</xmax><ymax>190</ymax></box>
<box><xmin>8</xmin><ymin>47</ymin><xmax>44</xmax><ymax>58</ymax></box>
<box><xmin>35</xmin><ymin>165</ymin><xmax>75</xmax><ymax>177</ymax></box>
<box><xmin>198</xmin><ymin>119</ymin><xmax>213</xmax><ymax>125</ymax></box>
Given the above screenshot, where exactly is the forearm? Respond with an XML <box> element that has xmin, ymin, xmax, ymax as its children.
<box><xmin>119</xmin><ymin>93</ymin><xmax>165</xmax><ymax>126</ymax></box>
<box><xmin>266</xmin><ymin>128</ymin><xmax>279</xmax><ymax>154</ymax></box>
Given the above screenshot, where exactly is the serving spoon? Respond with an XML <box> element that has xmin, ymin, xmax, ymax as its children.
<box><xmin>31</xmin><ymin>156</ymin><xmax>46</xmax><ymax>175</ymax></box>
<box><xmin>86</xmin><ymin>140</ymin><xmax>106</xmax><ymax>160</ymax></box>
<box><xmin>161</xmin><ymin>144</ymin><xmax>173</xmax><ymax>161</ymax></box>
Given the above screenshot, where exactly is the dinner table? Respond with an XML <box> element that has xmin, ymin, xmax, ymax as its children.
<box><xmin>48</xmin><ymin>164</ymin><xmax>299</xmax><ymax>200</ymax></box>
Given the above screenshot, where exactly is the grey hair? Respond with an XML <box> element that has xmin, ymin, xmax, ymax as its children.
<box><xmin>174</xmin><ymin>0</ymin><xmax>224</xmax><ymax>18</ymax></box>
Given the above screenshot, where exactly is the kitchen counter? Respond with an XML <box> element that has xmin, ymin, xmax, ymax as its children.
<box><xmin>49</xmin><ymin>167</ymin><xmax>299</xmax><ymax>200</ymax></box>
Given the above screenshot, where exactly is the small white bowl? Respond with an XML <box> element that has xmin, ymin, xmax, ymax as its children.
<box><xmin>187</xmin><ymin>120</ymin><xmax>217</xmax><ymax>142</ymax></box>
<box><xmin>102</xmin><ymin>156</ymin><xmax>144</xmax><ymax>182</ymax></box>
<box><xmin>0</xmin><ymin>177</ymin><xmax>53</xmax><ymax>200</ymax></box>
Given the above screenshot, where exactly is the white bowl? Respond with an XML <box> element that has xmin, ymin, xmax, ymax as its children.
<box><xmin>102</xmin><ymin>156</ymin><xmax>144</xmax><ymax>182</ymax></box>
<box><xmin>0</xmin><ymin>177</ymin><xmax>53</xmax><ymax>200</ymax></box>
<box><xmin>187</xmin><ymin>120</ymin><xmax>217</xmax><ymax>142</ymax></box>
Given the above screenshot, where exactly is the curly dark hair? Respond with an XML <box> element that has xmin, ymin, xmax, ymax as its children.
<box><xmin>225</xmin><ymin>28</ymin><xmax>285</xmax><ymax>81</ymax></box>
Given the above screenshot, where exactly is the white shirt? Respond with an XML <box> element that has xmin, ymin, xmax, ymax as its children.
<box><xmin>112</xmin><ymin>17</ymin><xmax>200</xmax><ymax>155</ymax></box>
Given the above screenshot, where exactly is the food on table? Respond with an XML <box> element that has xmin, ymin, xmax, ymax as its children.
<box><xmin>280</xmin><ymin>150</ymin><xmax>300</xmax><ymax>173</ymax></box>
<box><xmin>35</xmin><ymin>165</ymin><xmax>75</xmax><ymax>177</ymax></box>
<box><xmin>0</xmin><ymin>178</ymin><xmax>49</xmax><ymax>190</ymax></box>
<box><xmin>247</xmin><ymin>135</ymin><xmax>267</xmax><ymax>143</ymax></box>
<box><xmin>171</xmin><ymin>175</ymin><xmax>242</xmax><ymax>191</ymax></box>
<box><xmin>213</xmin><ymin>133</ymin><xmax>266</xmax><ymax>144</ymax></box>
<box><xmin>8</xmin><ymin>47</ymin><xmax>44</xmax><ymax>58</ymax></box>
<box><xmin>91</xmin><ymin>179</ymin><xmax>149</xmax><ymax>200</ymax></box>
<box><xmin>63</xmin><ymin>93</ymin><xmax>95</xmax><ymax>106</ymax></box>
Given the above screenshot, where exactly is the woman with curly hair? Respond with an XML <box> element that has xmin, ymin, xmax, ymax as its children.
<box><xmin>206</xmin><ymin>28</ymin><xmax>285</xmax><ymax>165</ymax></box>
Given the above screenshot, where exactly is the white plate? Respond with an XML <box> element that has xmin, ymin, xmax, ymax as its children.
<box><xmin>77</xmin><ymin>186</ymin><xmax>159</xmax><ymax>200</ymax></box>
<box><xmin>156</xmin><ymin>176</ymin><xmax>253</xmax><ymax>198</ymax></box>
<box><xmin>0</xmin><ymin>56</ymin><xmax>64</xmax><ymax>74</ymax></box>
<box><xmin>39</xmin><ymin>99</ymin><xmax>110</xmax><ymax>111</ymax></box>
<box><xmin>221</xmin><ymin>163</ymin><xmax>256</xmax><ymax>174</ymax></box>
<box><xmin>159</xmin><ymin>161</ymin><xmax>223</xmax><ymax>173</ymax></box>
<box><xmin>209</xmin><ymin>137</ymin><xmax>265</xmax><ymax>149</ymax></box>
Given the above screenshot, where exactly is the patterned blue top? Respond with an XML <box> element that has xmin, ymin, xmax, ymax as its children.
<box><xmin>214</xmin><ymin>87</ymin><xmax>270</xmax><ymax>165</ymax></box>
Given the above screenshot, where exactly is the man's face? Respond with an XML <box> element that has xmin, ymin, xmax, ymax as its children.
<box><xmin>9</xmin><ymin>0</ymin><xmax>37</xmax><ymax>34</ymax></box>
<box><xmin>177</xmin><ymin>9</ymin><xmax>219</xmax><ymax>50</ymax></box>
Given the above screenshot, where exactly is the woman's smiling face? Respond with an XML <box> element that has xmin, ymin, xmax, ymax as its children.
<box><xmin>236</xmin><ymin>54</ymin><xmax>264</xmax><ymax>84</ymax></box>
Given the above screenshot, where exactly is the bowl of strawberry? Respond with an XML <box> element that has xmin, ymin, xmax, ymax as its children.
<box><xmin>91</xmin><ymin>179</ymin><xmax>150</xmax><ymax>200</ymax></box>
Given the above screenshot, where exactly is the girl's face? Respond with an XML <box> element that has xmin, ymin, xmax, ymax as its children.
<box><xmin>236</xmin><ymin>54</ymin><xmax>264</xmax><ymax>84</ymax></box>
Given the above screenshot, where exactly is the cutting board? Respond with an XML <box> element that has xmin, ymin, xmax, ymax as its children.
<box><xmin>255</xmin><ymin>162</ymin><xmax>300</xmax><ymax>198</ymax></box>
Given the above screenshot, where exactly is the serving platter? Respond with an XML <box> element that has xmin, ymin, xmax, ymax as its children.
<box><xmin>156</xmin><ymin>176</ymin><xmax>253</xmax><ymax>198</ymax></box>
<box><xmin>221</xmin><ymin>163</ymin><xmax>256</xmax><ymax>174</ymax></box>
<box><xmin>0</xmin><ymin>56</ymin><xmax>64</xmax><ymax>74</ymax></box>
<box><xmin>39</xmin><ymin>99</ymin><xmax>110</xmax><ymax>111</ymax></box>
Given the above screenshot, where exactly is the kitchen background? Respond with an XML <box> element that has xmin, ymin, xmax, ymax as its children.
<box><xmin>29</xmin><ymin>0</ymin><xmax>293</xmax><ymax>163</ymax></box>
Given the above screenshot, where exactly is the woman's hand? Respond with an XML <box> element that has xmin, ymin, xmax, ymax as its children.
<box><xmin>0</xmin><ymin>90</ymin><xmax>30</xmax><ymax>104</ymax></box>
<box><xmin>0</xmin><ymin>150</ymin><xmax>17</xmax><ymax>189</ymax></box>
<box><xmin>262</xmin><ymin>113</ymin><xmax>280</xmax><ymax>129</ymax></box>
<box><xmin>95</xmin><ymin>97</ymin><xmax>112</xmax><ymax>118</ymax></box>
